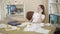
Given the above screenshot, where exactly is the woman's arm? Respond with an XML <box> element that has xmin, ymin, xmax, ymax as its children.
<box><xmin>41</xmin><ymin>15</ymin><xmax>45</xmax><ymax>22</ymax></box>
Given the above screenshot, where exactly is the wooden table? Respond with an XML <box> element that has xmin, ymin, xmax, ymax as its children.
<box><xmin>0</xmin><ymin>20</ymin><xmax>57</xmax><ymax>34</ymax></box>
<box><xmin>6</xmin><ymin>26</ymin><xmax>56</xmax><ymax>34</ymax></box>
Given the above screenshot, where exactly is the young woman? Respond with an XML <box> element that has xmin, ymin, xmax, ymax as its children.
<box><xmin>32</xmin><ymin>5</ymin><xmax>45</xmax><ymax>23</ymax></box>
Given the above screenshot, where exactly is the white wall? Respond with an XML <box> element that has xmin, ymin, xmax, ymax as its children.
<box><xmin>23</xmin><ymin>0</ymin><xmax>44</xmax><ymax>12</ymax></box>
<box><xmin>0</xmin><ymin>3</ymin><xmax>1</xmax><ymax>20</ymax></box>
<box><xmin>0</xmin><ymin>0</ymin><xmax>7</xmax><ymax>20</ymax></box>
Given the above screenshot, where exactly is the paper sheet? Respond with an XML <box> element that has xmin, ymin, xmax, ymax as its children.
<box><xmin>5</xmin><ymin>26</ymin><xmax>20</xmax><ymax>31</ymax></box>
<box><xmin>18</xmin><ymin>22</ymin><xmax>32</xmax><ymax>27</ymax></box>
<box><xmin>23</xmin><ymin>24</ymin><xmax>37</xmax><ymax>31</ymax></box>
<box><xmin>0</xmin><ymin>24</ymin><xmax>7</xmax><ymax>28</ymax></box>
<box><xmin>35</xmin><ymin>28</ymin><xmax>51</xmax><ymax>34</ymax></box>
<box><xmin>23</xmin><ymin>23</ymin><xmax>51</xmax><ymax>34</ymax></box>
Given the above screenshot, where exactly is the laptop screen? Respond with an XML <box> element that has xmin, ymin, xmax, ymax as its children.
<box><xmin>49</xmin><ymin>14</ymin><xmax>58</xmax><ymax>24</ymax></box>
<box><xmin>57</xmin><ymin>16</ymin><xmax>60</xmax><ymax>24</ymax></box>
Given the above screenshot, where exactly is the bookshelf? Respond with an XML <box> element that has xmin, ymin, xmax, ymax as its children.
<box><xmin>48</xmin><ymin>0</ymin><xmax>60</xmax><ymax>15</ymax></box>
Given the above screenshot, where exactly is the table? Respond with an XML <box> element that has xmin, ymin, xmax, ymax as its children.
<box><xmin>0</xmin><ymin>20</ymin><xmax>57</xmax><ymax>34</ymax></box>
<box><xmin>6</xmin><ymin>26</ymin><xmax>56</xmax><ymax>34</ymax></box>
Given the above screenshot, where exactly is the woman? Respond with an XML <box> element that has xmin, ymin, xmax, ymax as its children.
<box><xmin>32</xmin><ymin>5</ymin><xmax>45</xmax><ymax>23</ymax></box>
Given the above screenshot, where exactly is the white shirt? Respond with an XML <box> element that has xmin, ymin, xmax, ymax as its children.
<box><xmin>32</xmin><ymin>12</ymin><xmax>45</xmax><ymax>23</ymax></box>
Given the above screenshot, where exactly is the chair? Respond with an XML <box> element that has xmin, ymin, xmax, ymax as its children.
<box><xmin>26</xmin><ymin>11</ymin><xmax>34</xmax><ymax>20</ymax></box>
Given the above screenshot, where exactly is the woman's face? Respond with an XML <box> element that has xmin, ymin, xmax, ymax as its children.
<box><xmin>37</xmin><ymin>6</ymin><xmax>43</xmax><ymax>13</ymax></box>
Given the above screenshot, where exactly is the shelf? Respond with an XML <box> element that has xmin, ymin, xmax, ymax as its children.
<box><xmin>50</xmin><ymin>3</ymin><xmax>60</xmax><ymax>4</ymax></box>
<box><xmin>48</xmin><ymin>0</ymin><xmax>60</xmax><ymax>15</ymax></box>
<box><xmin>49</xmin><ymin>14</ymin><xmax>60</xmax><ymax>16</ymax></box>
<box><xmin>49</xmin><ymin>0</ymin><xmax>60</xmax><ymax>4</ymax></box>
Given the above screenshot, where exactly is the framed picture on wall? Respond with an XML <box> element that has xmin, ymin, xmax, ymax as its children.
<box><xmin>7</xmin><ymin>4</ymin><xmax>25</xmax><ymax>18</ymax></box>
<box><xmin>7</xmin><ymin>5</ymin><xmax>16</xmax><ymax>15</ymax></box>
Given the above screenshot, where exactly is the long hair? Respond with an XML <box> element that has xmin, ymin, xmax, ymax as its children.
<box><xmin>39</xmin><ymin>5</ymin><xmax>45</xmax><ymax>14</ymax></box>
